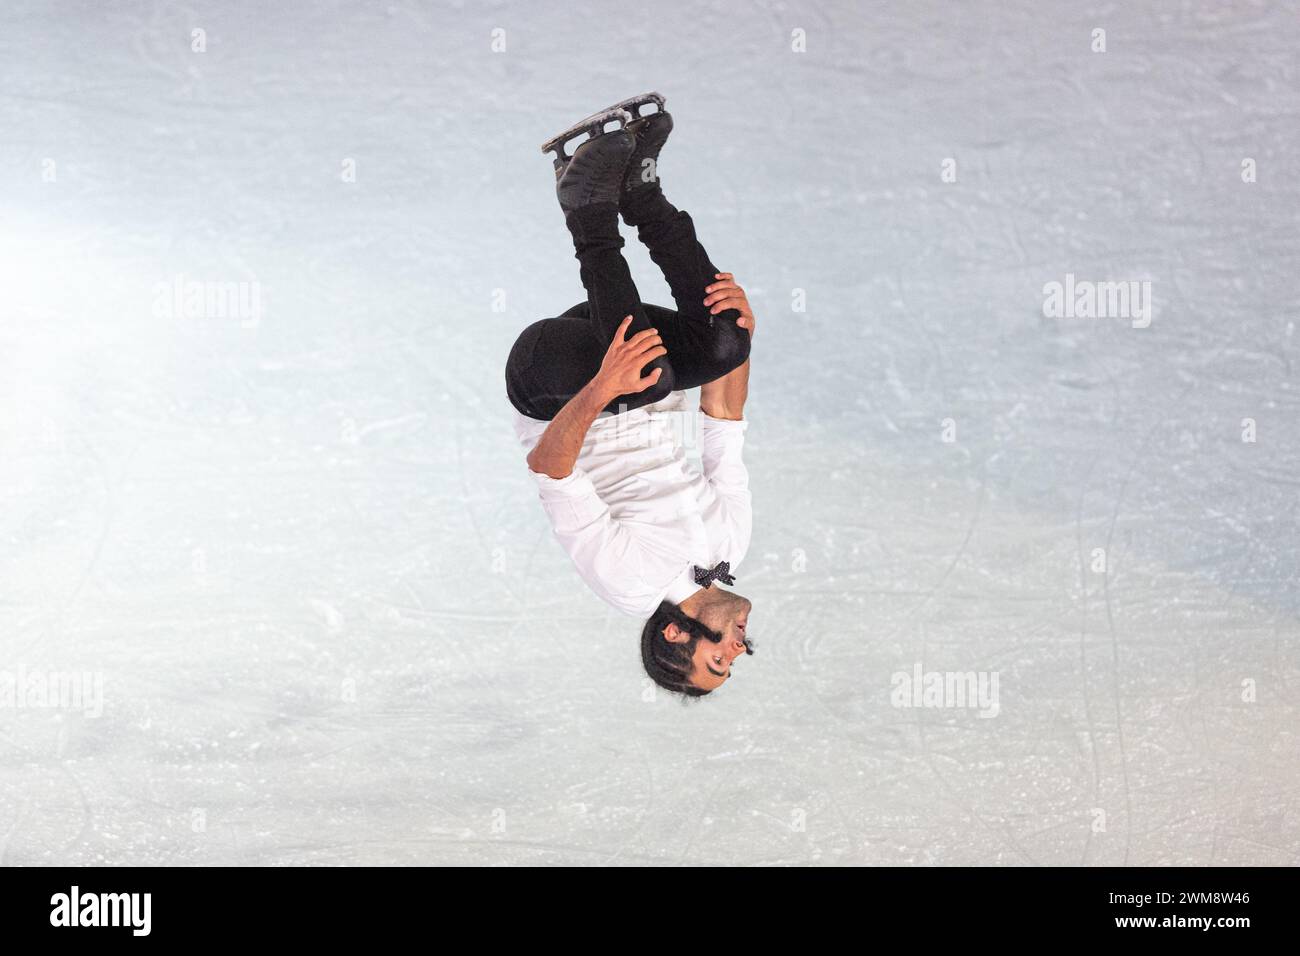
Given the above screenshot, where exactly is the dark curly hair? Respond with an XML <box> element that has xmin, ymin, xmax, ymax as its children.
<box><xmin>639</xmin><ymin>600</ymin><xmax>726</xmax><ymax>697</ymax></box>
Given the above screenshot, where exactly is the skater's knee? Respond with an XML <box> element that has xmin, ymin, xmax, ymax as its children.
<box><xmin>706</xmin><ymin>320</ymin><xmax>750</xmax><ymax>376</ymax></box>
<box><xmin>640</xmin><ymin>354</ymin><xmax>677</xmax><ymax>405</ymax></box>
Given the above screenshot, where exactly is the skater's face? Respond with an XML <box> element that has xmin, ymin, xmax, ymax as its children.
<box><xmin>685</xmin><ymin>600</ymin><xmax>752</xmax><ymax>692</ymax></box>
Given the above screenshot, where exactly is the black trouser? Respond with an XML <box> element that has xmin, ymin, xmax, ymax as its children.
<box><xmin>505</xmin><ymin>184</ymin><xmax>750</xmax><ymax>420</ymax></box>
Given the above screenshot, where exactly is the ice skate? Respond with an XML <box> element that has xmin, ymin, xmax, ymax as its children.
<box><xmin>540</xmin><ymin>93</ymin><xmax>664</xmax><ymax>162</ymax></box>
<box><xmin>540</xmin><ymin>103</ymin><xmax>633</xmax><ymax>163</ymax></box>
<box><xmin>545</xmin><ymin>110</ymin><xmax>635</xmax><ymax>216</ymax></box>
<box><xmin>574</xmin><ymin>92</ymin><xmax>672</xmax><ymax>194</ymax></box>
<box><xmin>597</xmin><ymin>91</ymin><xmax>667</xmax><ymax>125</ymax></box>
<box><xmin>624</xmin><ymin>108</ymin><xmax>673</xmax><ymax>194</ymax></box>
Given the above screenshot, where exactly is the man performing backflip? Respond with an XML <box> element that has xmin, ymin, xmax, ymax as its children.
<box><xmin>504</xmin><ymin>93</ymin><xmax>757</xmax><ymax>697</ymax></box>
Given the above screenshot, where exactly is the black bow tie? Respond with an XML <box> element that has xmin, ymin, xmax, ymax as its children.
<box><xmin>693</xmin><ymin>560</ymin><xmax>735</xmax><ymax>589</ymax></box>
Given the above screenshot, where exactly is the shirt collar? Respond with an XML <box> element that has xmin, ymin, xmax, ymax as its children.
<box><xmin>663</xmin><ymin>565</ymin><xmax>702</xmax><ymax>606</ymax></box>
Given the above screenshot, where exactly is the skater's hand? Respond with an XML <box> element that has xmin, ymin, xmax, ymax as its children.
<box><xmin>595</xmin><ymin>316</ymin><xmax>667</xmax><ymax>400</ymax></box>
<box><xmin>704</xmin><ymin>273</ymin><xmax>755</xmax><ymax>336</ymax></box>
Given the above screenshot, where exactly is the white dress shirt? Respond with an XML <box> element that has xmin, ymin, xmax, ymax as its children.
<box><xmin>513</xmin><ymin>389</ymin><xmax>752</xmax><ymax>618</ymax></box>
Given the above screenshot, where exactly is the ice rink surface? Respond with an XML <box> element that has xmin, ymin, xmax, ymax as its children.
<box><xmin>1</xmin><ymin>0</ymin><xmax>1297</xmax><ymax>865</ymax></box>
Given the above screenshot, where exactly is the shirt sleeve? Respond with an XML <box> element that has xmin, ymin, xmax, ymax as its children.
<box><xmin>699</xmin><ymin>412</ymin><xmax>749</xmax><ymax>489</ymax></box>
<box><xmin>698</xmin><ymin>412</ymin><xmax>753</xmax><ymax>568</ymax></box>
<box><xmin>528</xmin><ymin>466</ymin><xmax>665</xmax><ymax>617</ymax></box>
<box><xmin>528</xmin><ymin>466</ymin><xmax>609</xmax><ymax>533</ymax></box>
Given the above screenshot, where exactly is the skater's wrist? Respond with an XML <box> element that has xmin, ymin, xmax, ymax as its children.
<box><xmin>587</xmin><ymin>374</ymin><xmax>620</xmax><ymax>408</ymax></box>
<box><xmin>700</xmin><ymin>359</ymin><xmax>749</xmax><ymax>420</ymax></box>
<box><xmin>699</xmin><ymin>379</ymin><xmax>744</xmax><ymax>419</ymax></box>
<box><xmin>699</xmin><ymin>399</ymin><xmax>744</xmax><ymax>421</ymax></box>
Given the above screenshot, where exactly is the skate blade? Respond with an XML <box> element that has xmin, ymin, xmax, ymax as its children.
<box><xmin>540</xmin><ymin>107</ymin><xmax>634</xmax><ymax>161</ymax></box>
<box><xmin>601</xmin><ymin>91</ymin><xmax>667</xmax><ymax>122</ymax></box>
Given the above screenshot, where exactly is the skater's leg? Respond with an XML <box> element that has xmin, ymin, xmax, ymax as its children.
<box><xmin>506</xmin><ymin>316</ymin><xmax>602</xmax><ymax>421</ymax></box>
<box><xmin>505</xmin><ymin>311</ymin><xmax>674</xmax><ymax>421</ymax></box>
<box><xmin>563</xmin><ymin>202</ymin><xmax>676</xmax><ymax>407</ymax></box>
<box><xmin>506</xmin><ymin>202</ymin><xmax>678</xmax><ymax>421</ymax></box>
<box><xmin>565</xmin><ymin>201</ymin><xmax>652</xmax><ymax>346</ymax></box>
<box><xmin>549</xmin><ymin>301</ymin><xmax>741</xmax><ymax>396</ymax></box>
<box><xmin>545</xmin><ymin>118</ymin><xmax>675</xmax><ymax>407</ymax></box>
<box><xmin>621</xmin><ymin>188</ymin><xmax>735</xmax><ymax>329</ymax></box>
<box><xmin>618</xmin><ymin>111</ymin><xmax>734</xmax><ymax>328</ymax></box>
<box><xmin>634</xmin><ymin>302</ymin><xmax>747</xmax><ymax>393</ymax></box>
<box><xmin>621</xmin><ymin>189</ymin><xmax>749</xmax><ymax>386</ymax></box>
<box><xmin>618</xmin><ymin>112</ymin><xmax>748</xmax><ymax>384</ymax></box>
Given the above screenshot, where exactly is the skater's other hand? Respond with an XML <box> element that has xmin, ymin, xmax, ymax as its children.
<box><xmin>704</xmin><ymin>273</ymin><xmax>755</xmax><ymax>336</ymax></box>
<box><xmin>596</xmin><ymin>316</ymin><xmax>667</xmax><ymax>399</ymax></box>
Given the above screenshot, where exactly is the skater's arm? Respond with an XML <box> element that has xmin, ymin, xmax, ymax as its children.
<box><xmin>699</xmin><ymin>273</ymin><xmax>753</xmax><ymax>421</ymax></box>
<box><xmin>699</xmin><ymin>411</ymin><xmax>753</xmax><ymax>567</ymax></box>
<box><xmin>525</xmin><ymin>380</ymin><xmax>612</xmax><ymax>480</ymax></box>
<box><xmin>526</xmin><ymin>316</ymin><xmax>666</xmax><ymax>479</ymax></box>
<box><xmin>697</xmin><ymin>272</ymin><xmax>754</xmax><ymax>565</ymax></box>
<box><xmin>699</xmin><ymin>358</ymin><xmax>749</xmax><ymax>421</ymax></box>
